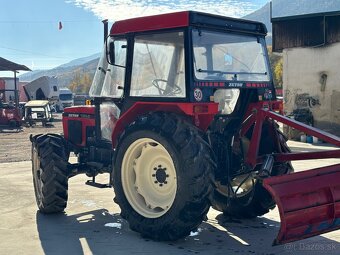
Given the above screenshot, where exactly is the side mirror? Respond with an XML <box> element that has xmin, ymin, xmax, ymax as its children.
<box><xmin>106</xmin><ymin>36</ymin><xmax>115</xmax><ymax>65</ymax></box>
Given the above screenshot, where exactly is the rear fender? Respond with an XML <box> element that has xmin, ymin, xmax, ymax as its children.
<box><xmin>111</xmin><ymin>102</ymin><xmax>218</xmax><ymax>147</ymax></box>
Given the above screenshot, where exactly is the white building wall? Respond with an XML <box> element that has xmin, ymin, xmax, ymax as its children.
<box><xmin>283</xmin><ymin>42</ymin><xmax>340</xmax><ymax>135</ymax></box>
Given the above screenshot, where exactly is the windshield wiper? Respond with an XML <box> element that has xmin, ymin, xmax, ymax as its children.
<box><xmin>196</xmin><ymin>69</ymin><xmax>267</xmax><ymax>76</ymax></box>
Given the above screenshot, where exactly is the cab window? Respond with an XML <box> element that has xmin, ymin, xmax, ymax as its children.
<box><xmin>89</xmin><ymin>38</ymin><xmax>127</xmax><ymax>98</ymax></box>
<box><xmin>130</xmin><ymin>32</ymin><xmax>185</xmax><ymax>98</ymax></box>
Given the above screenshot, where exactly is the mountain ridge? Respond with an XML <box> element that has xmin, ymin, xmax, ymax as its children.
<box><xmin>58</xmin><ymin>53</ymin><xmax>100</xmax><ymax>69</ymax></box>
<box><xmin>19</xmin><ymin>55</ymin><xmax>100</xmax><ymax>87</ymax></box>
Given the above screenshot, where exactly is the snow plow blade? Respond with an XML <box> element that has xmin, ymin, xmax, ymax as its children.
<box><xmin>263</xmin><ymin>164</ymin><xmax>340</xmax><ymax>245</ymax></box>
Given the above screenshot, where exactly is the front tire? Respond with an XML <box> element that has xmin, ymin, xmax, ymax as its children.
<box><xmin>31</xmin><ymin>134</ymin><xmax>69</xmax><ymax>213</ymax></box>
<box><xmin>113</xmin><ymin>113</ymin><xmax>215</xmax><ymax>241</ymax></box>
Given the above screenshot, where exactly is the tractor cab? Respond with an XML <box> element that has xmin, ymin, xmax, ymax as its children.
<box><xmin>23</xmin><ymin>100</ymin><xmax>53</xmax><ymax>127</ymax></box>
<box><xmin>89</xmin><ymin>12</ymin><xmax>274</xmax><ymax>117</ymax></box>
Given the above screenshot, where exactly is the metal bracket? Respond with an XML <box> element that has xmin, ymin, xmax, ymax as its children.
<box><xmin>85</xmin><ymin>175</ymin><xmax>112</xmax><ymax>188</ymax></box>
<box><xmin>257</xmin><ymin>155</ymin><xmax>274</xmax><ymax>178</ymax></box>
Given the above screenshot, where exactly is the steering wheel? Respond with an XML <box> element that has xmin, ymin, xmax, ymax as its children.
<box><xmin>152</xmin><ymin>79</ymin><xmax>182</xmax><ymax>96</ymax></box>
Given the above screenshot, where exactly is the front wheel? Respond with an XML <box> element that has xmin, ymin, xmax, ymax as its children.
<box><xmin>31</xmin><ymin>134</ymin><xmax>69</xmax><ymax>213</ymax></box>
<box><xmin>113</xmin><ymin>113</ymin><xmax>215</xmax><ymax>241</ymax></box>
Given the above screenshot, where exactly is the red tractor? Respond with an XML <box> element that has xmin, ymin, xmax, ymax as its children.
<box><xmin>31</xmin><ymin>11</ymin><xmax>340</xmax><ymax>245</ymax></box>
<box><xmin>0</xmin><ymin>102</ymin><xmax>22</xmax><ymax>128</ymax></box>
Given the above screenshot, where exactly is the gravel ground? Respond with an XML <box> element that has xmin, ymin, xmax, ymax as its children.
<box><xmin>0</xmin><ymin>113</ymin><xmax>63</xmax><ymax>163</ymax></box>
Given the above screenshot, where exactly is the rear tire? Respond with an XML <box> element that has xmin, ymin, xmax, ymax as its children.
<box><xmin>113</xmin><ymin>113</ymin><xmax>215</xmax><ymax>241</ymax></box>
<box><xmin>212</xmin><ymin>178</ymin><xmax>279</xmax><ymax>218</ymax></box>
<box><xmin>211</xmin><ymin>123</ymin><xmax>293</xmax><ymax>218</ymax></box>
<box><xmin>31</xmin><ymin>134</ymin><xmax>69</xmax><ymax>213</ymax></box>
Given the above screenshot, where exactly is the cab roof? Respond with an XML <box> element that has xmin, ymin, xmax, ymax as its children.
<box><xmin>110</xmin><ymin>11</ymin><xmax>267</xmax><ymax>36</ymax></box>
<box><xmin>25</xmin><ymin>100</ymin><xmax>49</xmax><ymax>107</ymax></box>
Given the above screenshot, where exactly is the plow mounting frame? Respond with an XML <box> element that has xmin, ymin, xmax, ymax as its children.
<box><xmin>241</xmin><ymin>101</ymin><xmax>340</xmax><ymax>245</ymax></box>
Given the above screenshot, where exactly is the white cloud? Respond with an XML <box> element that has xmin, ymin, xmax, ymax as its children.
<box><xmin>66</xmin><ymin>0</ymin><xmax>259</xmax><ymax>22</ymax></box>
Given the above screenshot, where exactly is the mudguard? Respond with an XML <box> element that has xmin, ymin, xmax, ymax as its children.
<box><xmin>263</xmin><ymin>164</ymin><xmax>340</xmax><ymax>245</ymax></box>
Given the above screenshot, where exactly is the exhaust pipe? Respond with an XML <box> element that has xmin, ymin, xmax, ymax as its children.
<box><xmin>102</xmin><ymin>19</ymin><xmax>108</xmax><ymax>43</ymax></box>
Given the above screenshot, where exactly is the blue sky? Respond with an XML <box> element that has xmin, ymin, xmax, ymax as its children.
<box><xmin>0</xmin><ymin>0</ymin><xmax>268</xmax><ymax>77</ymax></box>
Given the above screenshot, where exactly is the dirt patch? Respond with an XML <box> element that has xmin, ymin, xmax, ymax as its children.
<box><xmin>0</xmin><ymin>113</ymin><xmax>63</xmax><ymax>163</ymax></box>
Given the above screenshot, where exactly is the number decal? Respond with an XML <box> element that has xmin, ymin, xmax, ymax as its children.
<box><xmin>194</xmin><ymin>88</ymin><xmax>203</xmax><ymax>102</ymax></box>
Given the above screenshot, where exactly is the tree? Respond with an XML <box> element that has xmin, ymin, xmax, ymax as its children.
<box><xmin>68</xmin><ymin>70</ymin><xmax>93</xmax><ymax>94</ymax></box>
<box><xmin>267</xmin><ymin>46</ymin><xmax>283</xmax><ymax>88</ymax></box>
<box><xmin>68</xmin><ymin>71</ymin><xmax>81</xmax><ymax>92</ymax></box>
<box><xmin>274</xmin><ymin>58</ymin><xmax>283</xmax><ymax>87</ymax></box>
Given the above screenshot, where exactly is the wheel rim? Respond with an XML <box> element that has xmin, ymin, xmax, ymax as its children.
<box><xmin>121</xmin><ymin>138</ymin><xmax>177</xmax><ymax>218</ymax></box>
<box><xmin>216</xmin><ymin>136</ymin><xmax>255</xmax><ymax>199</ymax></box>
<box><xmin>215</xmin><ymin>174</ymin><xmax>255</xmax><ymax>198</ymax></box>
<box><xmin>32</xmin><ymin>147</ymin><xmax>43</xmax><ymax>201</ymax></box>
<box><xmin>230</xmin><ymin>174</ymin><xmax>255</xmax><ymax>198</ymax></box>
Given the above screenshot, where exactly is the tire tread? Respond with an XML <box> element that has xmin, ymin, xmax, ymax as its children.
<box><xmin>114</xmin><ymin>112</ymin><xmax>215</xmax><ymax>241</ymax></box>
<box><xmin>31</xmin><ymin>134</ymin><xmax>69</xmax><ymax>214</ymax></box>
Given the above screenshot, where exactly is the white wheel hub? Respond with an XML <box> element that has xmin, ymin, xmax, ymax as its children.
<box><xmin>121</xmin><ymin>138</ymin><xmax>177</xmax><ymax>218</ymax></box>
